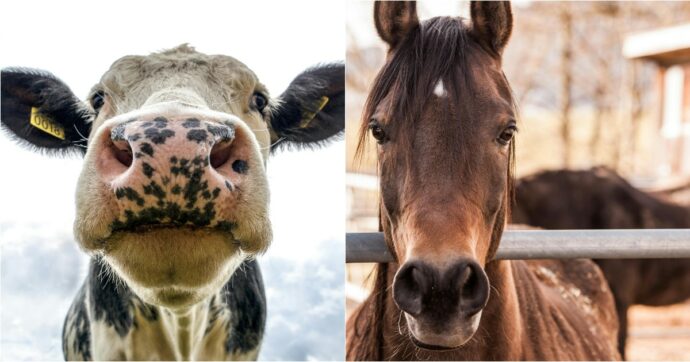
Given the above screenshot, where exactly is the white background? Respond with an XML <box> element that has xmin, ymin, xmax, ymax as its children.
<box><xmin>0</xmin><ymin>0</ymin><xmax>344</xmax><ymax>360</ymax></box>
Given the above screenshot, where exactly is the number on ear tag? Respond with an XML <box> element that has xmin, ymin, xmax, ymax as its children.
<box><xmin>30</xmin><ymin>107</ymin><xmax>65</xmax><ymax>140</ymax></box>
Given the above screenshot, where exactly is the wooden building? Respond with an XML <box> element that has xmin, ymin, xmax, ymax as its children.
<box><xmin>624</xmin><ymin>23</ymin><xmax>690</xmax><ymax>178</ymax></box>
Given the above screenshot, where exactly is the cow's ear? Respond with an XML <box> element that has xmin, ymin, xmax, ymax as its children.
<box><xmin>1</xmin><ymin>67</ymin><xmax>91</xmax><ymax>155</ymax></box>
<box><xmin>269</xmin><ymin>63</ymin><xmax>344</xmax><ymax>151</ymax></box>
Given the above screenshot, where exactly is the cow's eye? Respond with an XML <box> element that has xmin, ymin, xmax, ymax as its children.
<box><xmin>252</xmin><ymin>93</ymin><xmax>268</xmax><ymax>113</ymax></box>
<box><xmin>369</xmin><ymin>118</ymin><xmax>387</xmax><ymax>144</ymax></box>
<box><xmin>497</xmin><ymin>124</ymin><xmax>517</xmax><ymax>145</ymax></box>
<box><xmin>91</xmin><ymin>91</ymin><xmax>105</xmax><ymax>112</ymax></box>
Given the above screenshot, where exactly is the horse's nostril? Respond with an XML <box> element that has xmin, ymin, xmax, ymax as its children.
<box><xmin>210</xmin><ymin>141</ymin><xmax>232</xmax><ymax>169</ymax></box>
<box><xmin>412</xmin><ymin>267</ymin><xmax>425</xmax><ymax>288</ymax></box>
<box><xmin>461</xmin><ymin>266</ymin><xmax>477</xmax><ymax>299</ymax></box>
<box><xmin>111</xmin><ymin>140</ymin><xmax>133</xmax><ymax>167</ymax></box>
<box><xmin>393</xmin><ymin>263</ymin><xmax>427</xmax><ymax>316</ymax></box>
<box><xmin>457</xmin><ymin>261</ymin><xmax>489</xmax><ymax>316</ymax></box>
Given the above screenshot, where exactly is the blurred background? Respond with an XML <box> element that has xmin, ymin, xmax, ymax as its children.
<box><xmin>0</xmin><ymin>1</ymin><xmax>344</xmax><ymax>360</ymax></box>
<box><xmin>346</xmin><ymin>1</ymin><xmax>690</xmax><ymax>360</ymax></box>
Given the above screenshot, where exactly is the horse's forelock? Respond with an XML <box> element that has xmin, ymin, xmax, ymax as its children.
<box><xmin>357</xmin><ymin>17</ymin><xmax>469</xmax><ymax>160</ymax></box>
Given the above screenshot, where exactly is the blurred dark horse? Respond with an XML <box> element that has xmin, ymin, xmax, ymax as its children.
<box><xmin>346</xmin><ymin>2</ymin><xmax>620</xmax><ymax>360</ymax></box>
<box><xmin>513</xmin><ymin>166</ymin><xmax>690</xmax><ymax>358</ymax></box>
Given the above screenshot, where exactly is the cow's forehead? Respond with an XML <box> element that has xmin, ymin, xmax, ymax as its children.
<box><xmin>96</xmin><ymin>45</ymin><xmax>266</xmax><ymax>102</ymax></box>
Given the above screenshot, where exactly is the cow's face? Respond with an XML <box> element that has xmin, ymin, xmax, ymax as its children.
<box><xmin>1</xmin><ymin>45</ymin><xmax>344</xmax><ymax>308</ymax></box>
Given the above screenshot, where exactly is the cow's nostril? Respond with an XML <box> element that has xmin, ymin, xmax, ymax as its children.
<box><xmin>111</xmin><ymin>140</ymin><xmax>133</xmax><ymax>167</ymax></box>
<box><xmin>210</xmin><ymin>141</ymin><xmax>232</xmax><ymax>169</ymax></box>
<box><xmin>232</xmin><ymin>160</ymin><xmax>249</xmax><ymax>174</ymax></box>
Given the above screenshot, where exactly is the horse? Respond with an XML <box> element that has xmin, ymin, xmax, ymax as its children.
<box><xmin>513</xmin><ymin>166</ymin><xmax>690</xmax><ymax>359</ymax></box>
<box><xmin>346</xmin><ymin>2</ymin><xmax>620</xmax><ymax>360</ymax></box>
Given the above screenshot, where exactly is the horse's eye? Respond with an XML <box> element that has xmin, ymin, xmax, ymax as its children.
<box><xmin>497</xmin><ymin>125</ymin><xmax>517</xmax><ymax>145</ymax></box>
<box><xmin>91</xmin><ymin>90</ymin><xmax>105</xmax><ymax>112</ymax></box>
<box><xmin>252</xmin><ymin>93</ymin><xmax>268</xmax><ymax>113</ymax></box>
<box><xmin>369</xmin><ymin>119</ymin><xmax>387</xmax><ymax>144</ymax></box>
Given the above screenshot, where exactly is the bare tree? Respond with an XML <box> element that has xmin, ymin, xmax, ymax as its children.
<box><xmin>559</xmin><ymin>4</ymin><xmax>574</xmax><ymax>167</ymax></box>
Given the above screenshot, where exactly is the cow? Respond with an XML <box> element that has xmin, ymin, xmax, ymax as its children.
<box><xmin>1</xmin><ymin>44</ymin><xmax>344</xmax><ymax>360</ymax></box>
<box><xmin>512</xmin><ymin>166</ymin><xmax>690</xmax><ymax>358</ymax></box>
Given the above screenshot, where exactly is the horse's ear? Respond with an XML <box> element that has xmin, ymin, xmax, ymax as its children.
<box><xmin>374</xmin><ymin>1</ymin><xmax>419</xmax><ymax>49</ymax></box>
<box><xmin>470</xmin><ymin>1</ymin><xmax>513</xmax><ymax>55</ymax></box>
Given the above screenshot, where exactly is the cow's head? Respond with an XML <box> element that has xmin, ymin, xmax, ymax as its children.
<box><xmin>1</xmin><ymin>44</ymin><xmax>344</xmax><ymax>308</ymax></box>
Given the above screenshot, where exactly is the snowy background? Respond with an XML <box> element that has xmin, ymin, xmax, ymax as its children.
<box><xmin>0</xmin><ymin>1</ymin><xmax>344</xmax><ymax>360</ymax></box>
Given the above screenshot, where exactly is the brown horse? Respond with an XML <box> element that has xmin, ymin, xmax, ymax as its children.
<box><xmin>346</xmin><ymin>2</ymin><xmax>620</xmax><ymax>360</ymax></box>
<box><xmin>513</xmin><ymin>166</ymin><xmax>690</xmax><ymax>359</ymax></box>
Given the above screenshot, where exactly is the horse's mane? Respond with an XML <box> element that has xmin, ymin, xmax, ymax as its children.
<box><xmin>346</xmin><ymin>262</ymin><xmax>388</xmax><ymax>360</ymax></box>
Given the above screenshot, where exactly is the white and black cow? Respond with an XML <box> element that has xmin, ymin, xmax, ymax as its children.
<box><xmin>1</xmin><ymin>44</ymin><xmax>344</xmax><ymax>360</ymax></box>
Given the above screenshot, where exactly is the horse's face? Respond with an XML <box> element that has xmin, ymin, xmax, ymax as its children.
<box><xmin>363</xmin><ymin>1</ymin><xmax>515</xmax><ymax>350</ymax></box>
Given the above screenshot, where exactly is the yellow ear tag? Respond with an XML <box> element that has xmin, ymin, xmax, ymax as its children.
<box><xmin>30</xmin><ymin>107</ymin><xmax>65</xmax><ymax>140</ymax></box>
<box><xmin>299</xmin><ymin>96</ymin><xmax>330</xmax><ymax>129</ymax></box>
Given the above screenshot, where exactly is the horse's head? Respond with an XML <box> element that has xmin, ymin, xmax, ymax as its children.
<box><xmin>360</xmin><ymin>1</ymin><xmax>515</xmax><ymax>350</ymax></box>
